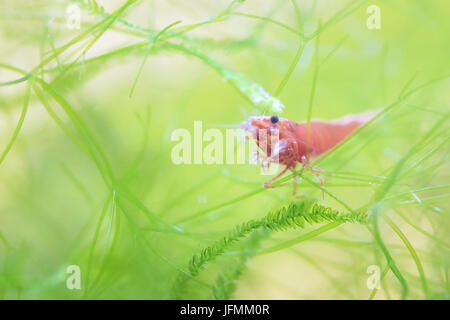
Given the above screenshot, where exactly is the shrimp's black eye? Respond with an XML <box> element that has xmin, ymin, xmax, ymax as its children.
<box><xmin>270</xmin><ymin>115</ymin><xmax>279</xmax><ymax>124</ymax></box>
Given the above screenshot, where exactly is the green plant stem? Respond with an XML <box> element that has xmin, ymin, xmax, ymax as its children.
<box><xmin>0</xmin><ymin>82</ymin><xmax>31</xmax><ymax>167</ymax></box>
<box><xmin>383</xmin><ymin>214</ymin><xmax>428</xmax><ymax>298</ymax></box>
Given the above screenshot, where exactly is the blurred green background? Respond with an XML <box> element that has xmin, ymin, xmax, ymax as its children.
<box><xmin>0</xmin><ymin>0</ymin><xmax>449</xmax><ymax>299</ymax></box>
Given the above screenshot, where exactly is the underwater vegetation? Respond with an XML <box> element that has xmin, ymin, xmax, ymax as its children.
<box><xmin>0</xmin><ymin>0</ymin><xmax>449</xmax><ymax>299</ymax></box>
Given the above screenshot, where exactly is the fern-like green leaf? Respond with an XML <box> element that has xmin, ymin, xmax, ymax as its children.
<box><xmin>172</xmin><ymin>200</ymin><xmax>367</xmax><ymax>298</ymax></box>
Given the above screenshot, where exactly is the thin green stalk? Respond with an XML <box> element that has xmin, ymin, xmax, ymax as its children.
<box><xmin>0</xmin><ymin>230</ymin><xmax>9</xmax><ymax>250</ymax></box>
<box><xmin>0</xmin><ymin>82</ymin><xmax>31</xmax><ymax>167</ymax></box>
<box><xmin>275</xmin><ymin>40</ymin><xmax>306</xmax><ymax>96</ymax></box>
<box><xmin>129</xmin><ymin>20</ymin><xmax>182</xmax><ymax>97</ymax></box>
<box><xmin>176</xmin><ymin>188</ymin><xmax>266</xmax><ymax>223</ymax></box>
<box><xmin>52</xmin><ymin>0</ymin><xmax>138</xmax><ymax>84</ymax></box>
<box><xmin>368</xmin><ymin>220</ymin><xmax>409</xmax><ymax>299</ymax></box>
<box><xmin>317</xmin><ymin>75</ymin><xmax>450</xmax><ymax>164</ymax></box>
<box><xmin>305</xmin><ymin>25</ymin><xmax>321</xmax><ymax>156</ymax></box>
<box><xmin>394</xmin><ymin>209</ymin><xmax>450</xmax><ymax>250</ymax></box>
<box><xmin>230</xmin><ymin>12</ymin><xmax>304</xmax><ymax>38</ymax></box>
<box><xmin>83</xmin><ymin>196</ymin><xmax>111</xmax><ymax>297</ymax></box>
<box><xmin>384</xmin><ymin>214</ymin><xmax>429</xmax><ymax>298</ymax></box>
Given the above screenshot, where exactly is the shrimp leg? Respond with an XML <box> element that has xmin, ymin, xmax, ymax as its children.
<box><xmin>291</xmin><ymin>174</ymin><xmax>304</xmax><ymax>199</ymax></box>
<box><xmin>263</xmin><ymin>166</ymin><xmax>289</xmax><ymax>188</ymax></box>
<box><xmin>311</xmin><ymin>171</ymin><xmax>325</xmax><ymax>199</ymax></box>
<box><xmin>291</xmin><ymin>159</ymin><xmax>309</xmax><ymax>198</ymax></box>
